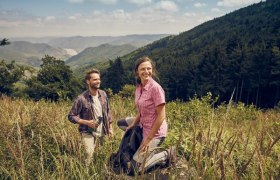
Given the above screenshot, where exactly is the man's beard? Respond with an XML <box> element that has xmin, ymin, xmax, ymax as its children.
<box><xmin>90</xmin><ymin>84</ymin><xmax>100</xmax><ymax>90</ymax></box>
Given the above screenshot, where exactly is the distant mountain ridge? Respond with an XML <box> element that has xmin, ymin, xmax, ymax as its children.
<box><xmin>0</xmin><ymin>41</ymin><xmax>72</xmax><ymax>67</ymax></box>
<box><xmin>66</xmin><ymin>43</ymin><xmax>137</xmax><ymax>69</ymax></box>
<box><xmin>11</xmin><ymin>34</ymin><xmax>170</xmax><ymax>52</ymax></box>
<box><xmin>3</xmin><ymin>34</ymin><xmax>170</xmax><ymax>67</ymax></box>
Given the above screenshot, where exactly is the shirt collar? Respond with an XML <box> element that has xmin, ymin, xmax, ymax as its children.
<box><xmin>142</xmin><ymin>77</ymin><xmax>153</xmax><ymax>91</ymax></box>
<box><xmin>86</xmin><ymin>89</ymin><xmax>101</xmax><ymax>99</ymax></box>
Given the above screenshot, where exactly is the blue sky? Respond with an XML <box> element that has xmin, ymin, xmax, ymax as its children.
<box><xmin>0</xmin><ymin>0</ymin><xmax>262</xmax><ymax>38</ymax></box>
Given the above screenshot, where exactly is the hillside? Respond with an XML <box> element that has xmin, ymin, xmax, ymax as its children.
<box><xmin>66</xmin><ymin>43</ymin><xmax>137</xmax><ymax>69</ymax></box>
<box><xmin>98</xmin><ymin>0</ymin><xmax>280</xmax><ymax>108</ymax></box>
<box><xmin>0</xmin><ymin>41</ymin><xmax>72</xmax><ymax>67</ymax></box>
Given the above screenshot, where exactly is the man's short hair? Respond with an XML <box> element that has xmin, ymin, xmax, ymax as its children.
<box><xmin>85</xmin><ymin>68</ymin><xmax>100</xmax><ymax>81</ymax></box>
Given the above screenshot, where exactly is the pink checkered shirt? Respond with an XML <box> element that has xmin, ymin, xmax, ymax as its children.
<box><xmin>135</xmin><ymin>77</ymin><xmax>167</xmax><ymax>139</ymax></box>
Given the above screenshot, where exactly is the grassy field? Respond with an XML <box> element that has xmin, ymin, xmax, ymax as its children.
<box><xmin>0</xmin><ymin>94</ymin><xmax>279</xmax><ymax>179</ymax></box>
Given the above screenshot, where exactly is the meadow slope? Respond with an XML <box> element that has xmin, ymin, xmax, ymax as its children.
<box><xmin>0</xmin><ymin>94</ymin><xmax>279</xmax><ymax>179</ymax></box>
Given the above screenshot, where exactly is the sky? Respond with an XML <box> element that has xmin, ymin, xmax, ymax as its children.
<box><xmin>0</xmin><ymin>0</ymin><xmax>262</xmax><ymax>38</ymax></box>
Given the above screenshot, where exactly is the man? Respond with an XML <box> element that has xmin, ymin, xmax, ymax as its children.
<box><xmin>68</xmin><ymin>68</ymin><xmax>113</xmax><ymax>164</ymax></box>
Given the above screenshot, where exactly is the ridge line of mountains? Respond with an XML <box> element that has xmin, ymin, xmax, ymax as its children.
<box><xmin>0</xmin><ymin>34</ymin><xmax>170</xmax><ymax>67</ymax></box>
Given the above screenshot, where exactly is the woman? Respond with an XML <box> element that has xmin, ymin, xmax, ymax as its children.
<box><xmin>117</xmin><ymin>56</ymin><xmax>173</xmax><ymax>173</ymax></box>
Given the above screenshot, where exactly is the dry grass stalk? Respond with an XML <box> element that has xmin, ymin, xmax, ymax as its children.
<box><xmin>190</xmin><ymin>119</ymin><xmax>197</xmax><ymax>162</ymax></box>
<box><xmin>244</xmin><ymin>126</ymin><xmax>252</xmax><ymax>155</ymax></box>
<box><xmin>238</xmin><ymin>145</ymin><xmax>257</xmax><ymax>176</ymax></box>
<box><xmin>226</xmin><ymin>137</ymin><xmax>238</xmax><ymax>160</ymax></box>
<box><xmin>16</xmin><ymin>119</ymin><xmax>26</xmax><ymax>178</ymax></box>
<box><xmin>39</xmin><ymin>135</ymin><xmax>44</xmax><ymax>178</ymax></box>
<box><xmin>197</xmin><ymin>128</ymin><xmax>204</xmax><ymax>177</ymax></box>
<box><xmin>214</xmin><ymin>127</ymin><xmax>223</xmax><ymax>158</ymax></box>
<box><xmin>256</xmin><ymin>146</ymin><xmax>265</xmax><ymax>180</ymax></box>
<box><xmin>220</xmin><ymin>151</ymin><xmax>225</xmax><ymax>180</ymax></box>
<box><xmin>265</xmin><ymin>135</ymin><xmax>280</xmax><ymax>156</ymax></box>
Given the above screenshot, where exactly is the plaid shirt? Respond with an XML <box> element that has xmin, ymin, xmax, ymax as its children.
<box><xmin>135</xmin><ymin>77</ymin><xmax>167</xmax><ymax>139</ymax></box>
<box><xmin>68</xmin><ymin>89</ymin><xmax>112</xmax><ymax>134</ymax></box>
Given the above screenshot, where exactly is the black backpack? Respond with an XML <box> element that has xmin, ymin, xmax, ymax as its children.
<box><xmin>109</xmin><ymin>125</ymin><xmax>142</xmax><ymax>175</ymax></box>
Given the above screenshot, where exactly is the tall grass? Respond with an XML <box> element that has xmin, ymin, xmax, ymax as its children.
<box><xmin>0</xmin><ymin>94</ymin><xmax>279</xmax><ymax>179</ymax></box>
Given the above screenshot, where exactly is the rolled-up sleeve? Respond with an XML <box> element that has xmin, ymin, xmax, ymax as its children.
<box><xmin>68</xmin><ymin>97</ymin><xmax>82</xmax><ymax>124</ymax></box>
<box><xmin>152</xmin><ymin>85</ymin><xmax>165</xmax><ymax>107</ymax></box>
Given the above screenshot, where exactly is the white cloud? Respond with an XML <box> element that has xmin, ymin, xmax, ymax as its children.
<box><xmin>211</xmin><ymin>8</ymin><xmax>221</xmax><ymax>12</ymax></box>
<box><xmin>44</xmin><ymin>16</ymin><xmax>56</xmax><ymax>22</ymax></box>
<box><xmin>126</xmin><ymin>0</ymin><xmax>153</xmax><ymax>5</ymax></box>
<box><xmin>184</xmin><ymin>12</ymin><xmax>214</xmax><ymax>26</ymax></box>
<box><xmin>197</xmin><ymin>15</ymin><xmax>212</xmax><ymax>23</ymax></box>
<box><xmin>69</xmin><ymin>16</ymin><xmax>77</xmax><ymax>20</ymax></box>
<box><xmin>184</xmin><ymin>12</ymin><xmax>197</xmax><ymax>17</ymax></box>
<box><xmin>217</xmin><ymin>0</ymin><xmax>261</xmax><ymax>7</ymax></box>
<box><xmin>0</xmin><ymin>0</ymin><xmax>214</xmax><ymax>37</ymax></box>
<box><xmin>92</xmin><ymin>10</ymin><xmax>105</xmax><ymax>16</ymax></box>
<box><xmin>68</xmin><ymin>0</ymin><xmax>84</xmax><ymax>3</ymax></box>
<box><xmin>194</xmin><ymin>2</ymin><xmax>207</xmax><ymax>8</ymax></box>
<box><xmin>68</xmin><ymin>14</ymin><xmax>82</xmax><ymax>20</ymax></box>
<box><xmin>67</xmin><ymin>0</ymin><xmax>117</xmax><ymax>4</ymax></box>
<box><xmin>112</xmin><ymin>9</ymin><xmax>131</xmax><ymax>19</ymax></box>
<box><xmin>96</xmin><ymin>0</ymin><xmax>118</xmax><ymax>4</ymax></box>
<box><xmin>154</xmin><ymin>1</ymin><xmax>178</xmax><ymax>12</ymax></box>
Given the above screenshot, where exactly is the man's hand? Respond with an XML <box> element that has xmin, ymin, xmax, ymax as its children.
<box><xmin>87</xmin><ymin>120</ymin><xmax>99</xmax><ymax>129</ymax></box>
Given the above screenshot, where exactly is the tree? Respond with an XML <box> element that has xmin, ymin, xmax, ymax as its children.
<box><xmin>197</xmin><ymin>46</ymin><xmax>230</xmax><ymax>100</ymax></box>
<box><xmin>102</xmin><ymin>57</ymin><xmax>126</xmax><ymax>94</ymax></box>
<box><xmin>0</xmin><ymin>60</ymin><xmax>24</xmax><ymax>95</ymax></box>
<box><xmin>0</xmin><ymin>38</ymin><xmax>10</xmax><ymax>46</ymax></box>
<box><xmin>270</xmin><ymin>46</ymin><xmax>280</xmax><ymax>106</ymax></box>
<box><xmin>37</xmin><ymin>55</ymin><xmax>73</xmax><ymax>85</ymax></box>
<box><xmin>25</xmin><ymin>55</ymin><xmax>82</xmax><ymax>101</ymax></box>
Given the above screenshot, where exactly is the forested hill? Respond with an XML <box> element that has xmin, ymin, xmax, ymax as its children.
<box><xmin>106</xmin><ymin>0</ymin><xmax>279</xmax><ymax>108</ymax></box>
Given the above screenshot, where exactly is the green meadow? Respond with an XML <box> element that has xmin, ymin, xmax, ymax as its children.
<box><xmin>0</xmin><ymin>93</ymin><xmax>279</xmax><ymax>179</ymax></box>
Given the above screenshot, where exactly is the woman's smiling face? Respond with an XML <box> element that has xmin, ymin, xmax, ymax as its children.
<box><xmin>137</xmin><ymin>61</ymin><xmax>152</xmax><ymax>85</ymax></box>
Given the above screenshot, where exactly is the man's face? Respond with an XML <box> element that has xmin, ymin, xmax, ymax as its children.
<box><xmin>86</xmin><ymin>73</ymin><xmax>101</xmax><ymax>90</ymax></box>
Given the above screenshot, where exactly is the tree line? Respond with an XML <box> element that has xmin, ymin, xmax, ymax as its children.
<box><xmin>0</xmin><ymin>55</ymin><xmax>83</xmax><ymax>101</ymax></box>
<box><xmin>100</xmin><ymin>43</ymin><xmax>280</xmax><ymax>108</ymax></box>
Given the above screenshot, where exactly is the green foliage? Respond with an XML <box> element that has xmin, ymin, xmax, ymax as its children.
<box><xmin>117</xmin><ymin>84</ymin><xmax>135</xmax><ymax>98</ymax></box>
<box><xmin>0</xmin><ymin>60</ymin><xmax>24</xmax><ymax>95</ymax></box>
<box><xmin>25</xmin><ymin>55</ymin><xmax>83</xmax><ymax>101</ymax></box>
<box><xmin>38</xmin><ymin>55</ymin><xmax>72</xmax><ymax>84</ymax></box>
<box><xmin>101</xmin><ymin>57</ymin><xmax>128</xmax><ymax>94</ymax></box>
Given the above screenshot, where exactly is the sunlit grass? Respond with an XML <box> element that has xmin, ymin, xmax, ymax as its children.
<box><xmin>0</xmin><ymin>94</ymin><xmax>279</xmax><ymax>179</ymax></box>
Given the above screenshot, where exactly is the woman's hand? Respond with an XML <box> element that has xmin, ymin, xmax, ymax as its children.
<box><xmin>125</xmin><ymin>114</ymin><xmax>140</xmax><ymax>132</ymax></box>
<box><xmin>125</xmin><ymin>123</ymin><xmax>134</xmax><ymax>132</ymax></box>
<box><xmin>139</xmin><ymin>137</ymin><xmax>152</xmax><ymax>152</ymax></box>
